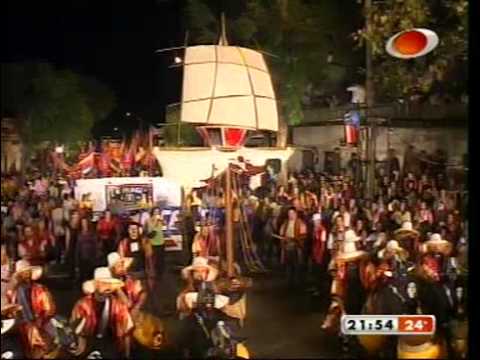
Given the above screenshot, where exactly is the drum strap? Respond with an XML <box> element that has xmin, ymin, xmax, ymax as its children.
<box><xmin>194</xmin><ymin>313</ymin><xmax>211</xmax><ymax>340</ymax></box>
<box><xmin>389</xmin><ymin>285</ymin><xmax>406</xmax><ymax>304</ymax></box>
<box><xmin>97</xmin><ymin>297</ymin><xmax>110</xmax><ymax>338</ymax></box>
<box><xmin>17</xmin><ymin>286</ymin><xmax>34</xmax><ymax>322</ymax></box>
<box><xmin>444</xmin><ymin>285</ymin><xmax>454</xmax><ymax>308</ymax></box>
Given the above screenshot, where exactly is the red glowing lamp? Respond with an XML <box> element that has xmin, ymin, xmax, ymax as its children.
<box><xmin>197</xmin><ymin>126</ymin><xmax>249</xmax><ymax>149</ymax></box>
<box><xmin>386</xmin><ymin>28</ymin><xmax>439</xmax><ymax>59</ymax></box>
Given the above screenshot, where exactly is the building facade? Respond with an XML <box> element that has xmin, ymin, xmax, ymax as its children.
<box><xmin>1</xmin><ymin>118</ymin><xmax>23</xmax><ymax>173</ymax></box>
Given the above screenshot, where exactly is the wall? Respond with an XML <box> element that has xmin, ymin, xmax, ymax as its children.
<box><xmin>293</xmin><ymin>125</ymin><xmax>468</xmax><ymax>171</ymax></box>
<box><xmin>1</xmin><ymin>118</ymin><xmax>23</xmax><ymax>173</ymax></box>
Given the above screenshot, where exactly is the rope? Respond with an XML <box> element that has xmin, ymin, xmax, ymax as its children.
<box><xmin>232</xmin><ymin>173</ymin><xmax>267</xmax><ymax>274</ymax></box>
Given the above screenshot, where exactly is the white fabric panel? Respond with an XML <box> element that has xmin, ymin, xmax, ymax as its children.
<box><xmin>153</xmin><ymin>147</ymin><xmax>302</xmax><ymax>190</ymax></box>
<box><xmin>209</xmin><ymin>96</ymin><xmax>257</xmax><ymax>129</ymax></box>
<box><xmin>181</xmin><ymin>99</ymin><xmax>210</xmax><ymax>124</ymax></box>
<box><xmin>249</xmin><ymin>68</ymin><xmax>275</xmax><ymax>98</ymax></box>
<box><xmin>184</xmin><ymin>46</ymin><xmax>215</xmax><ymax>64</ymax></box>
<box><xmin>183</xmin><ymin>63</ymin><xmax>215</xmax><ymax>102</ymax></box>
<box><xmin>239</xmin><ymin>48</ymin><xmax>267</xmax><ymax>71</ymax></box>
<box><xmin>217</xmin><ymin>46</ymin><xmax>243</xmax><ymax>64</ymax></box>
<box><xmin>255</xmin><ymin>98</ymin><xmax>279</xmax><ymax>132</ymax></box>
<box><xmin>214</xmin><ymin>63</ymin><xmax>252</xmax><ymax>97</ymax></box>
<box><xmin>181</xmin><ymin>45</ymin><xmax>278</xmax><ymax>132</ymax></box>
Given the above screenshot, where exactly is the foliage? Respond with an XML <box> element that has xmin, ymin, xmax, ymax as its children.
<box><xmin>164</xmin><ymin>106</ymin><xmax>203</xmax><ymax>146</ymax></box>
<box><xmin>1</xmin><ymin>62</ymin><xmax>116</xmax><ymax>148</ymax></box>
<box><xmin>355</xmin><ymin>0</ymin><xmax>468</xmax><ymax>100</ymax></box>
<box><xmin>78</xmin><ymin>76</ymin><xmax>116</xmax><ymax>123</ymax></box>
<box><xmin>184</xmin><ymin>0</ymin><xmax>362</xmax><ymax>126</ymax></box>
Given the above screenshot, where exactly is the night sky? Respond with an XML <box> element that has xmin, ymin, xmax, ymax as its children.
<box><xmin>3</xmin><ymin>0</ymin><xmax>185</xmax><ymax>134</ymax></box>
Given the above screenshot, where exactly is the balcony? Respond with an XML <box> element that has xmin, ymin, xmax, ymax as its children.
<box><xmin>300</xmin><ymin>102</ymin><xmax>468</xmax><ymax>128</ymax></box>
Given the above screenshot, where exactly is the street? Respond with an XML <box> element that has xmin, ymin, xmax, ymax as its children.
<box><xmin>43</xmin><ymin>255</ymin><xmax>343</xmax><ymax>359</ymax></box>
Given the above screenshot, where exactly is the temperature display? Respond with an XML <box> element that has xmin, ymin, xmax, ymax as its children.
<box><xmin>341</xmin><ymin>315</ymin><xmax>436</xmax><ymax>335</ymax></box>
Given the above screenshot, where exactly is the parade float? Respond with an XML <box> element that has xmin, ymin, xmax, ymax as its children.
<box><xmin>153</xmin><ymin>15</ymin><xmax>305</xmax><ymax>192</ymax></box>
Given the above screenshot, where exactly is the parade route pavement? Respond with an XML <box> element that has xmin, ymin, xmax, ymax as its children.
<box><xmin>44</xmin><ymin>258</ymin><xmax>343</xmax><ymax>358</ymax></box>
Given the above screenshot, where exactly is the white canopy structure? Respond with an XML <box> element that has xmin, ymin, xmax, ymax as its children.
<box><xmin>180</xmin><ymin>45</ymin><xmax>279</xmax><ymax>132</ymax></box>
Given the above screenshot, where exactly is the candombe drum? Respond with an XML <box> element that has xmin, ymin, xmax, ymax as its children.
<box><xmin>397</xmin><ymin>335</ymin><xmax>446</xmax><ymax>359</ymax></box>
<box><xmin>357</xmin><ymin>334</ymin><xmax>387</xmax><ymax>356</ymax></box>
<box><xmin>1</xmin><ymin>305</ymin><xmax>24</xmax><ymax>359</ymax></box>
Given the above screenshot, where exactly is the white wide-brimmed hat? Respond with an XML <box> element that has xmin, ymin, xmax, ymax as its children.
<box><xmin>421</xmin><ymin>233</ymin><xmax>453</xmax><ymax>256</ymax></box>
<box><xmin>336</xmin><ymin>230</ymin><xmax>367</xmax><ymax>261</ymax></box>
<box><xmin>181</xmin><ymin>257</ymin><xmax>219</xmax><ymax>282</ymax></box>
<box><xmin>344</xmin><ymin>229</ymin><xmax>360</xmax><ymax>243</ymax></box>
<box><xmin>13</xmin><ymin>260</ymin><xmax>43</xmax><ymax>281</ymax></box>
<box><xmin>394</xmin><ymin>221</ymin><xmax>419</xmax><ymax>238</ymax></box>
<box><xmin>378</xmin><ymin>240</ymin><xmax>409</xmax><ymax>260</ymax></box>
<box><xmin>82</xmin><ymin>267</ymin><xmax>124</xmax><ymax>295</ymax></box>
<box><xmin>1</xmin><ymin>318</ymin><xmax>16</xmax><ymax>335</ymax></box>
<box><xmin>107</xmin><ymin>252</ymin><xmax>134</xmax><ymax>270</ymax></box>
<box><xmin>184</xmin><ymin>292</ymin><xmax>229</xmax><ymax>310</ymax></box>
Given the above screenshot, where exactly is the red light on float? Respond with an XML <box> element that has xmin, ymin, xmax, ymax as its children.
<box><xmin>386</xmin><ymin>29</ymin><xmax>439</xmax><ymax>59</ymax></box>
<box><xmin>224</xmin><ymin>128</ymin><xmax>247</xmax><ymax>148</ymax></box>
<box><xmin>197</xmin><ymin>126</ymin><xmax>248</xmax><ymax>149</ymax></box>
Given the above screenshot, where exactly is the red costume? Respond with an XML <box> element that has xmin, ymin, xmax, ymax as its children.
<box><xmin>312</xmin><ymin>224</ymin><xmax>327</xmax><ymax>265</ymax></box>
<box><xmin>71</xmin><ymin>291</ymin><xmax>134</xmax><ymax>349</ymax></box>
<box><xmin>8</xmin><ymin>283</ymin><xmax>56</xmax><ymax>357</ymax></box>
<box><xmin>97</xmin><ymin>218</ymin><xmax>118</xmax><ymax>241</ymax></box>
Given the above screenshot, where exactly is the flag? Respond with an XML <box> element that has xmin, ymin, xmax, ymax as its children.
<box><xmin>344</xmin><ymin>111</ymin><xmax>361</xmax><ymax>145</ymax></box>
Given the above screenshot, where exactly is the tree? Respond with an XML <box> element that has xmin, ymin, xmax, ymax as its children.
<box><xmin>356</xmin><ymin>0</ymin><xmax>468</xmax><ymax>101</ymax></box>
<box><xmin>164</xmin><ymin>105</ymin><xmax>203</xmax><ymax>146</ymax></box>
<box><xmin>78</xmin><ymin>76</ymin><xmax>117</xmax><ymax>124</ymax></box>
<box><xmin>184</xmin><ymin>0</ymin><xmax>362</xmax><ymax>144</ymax></box>
<box><xmin>1</xmin><ymin>62</ymin><xmax>116</xmax><ymax>149</ymax></box>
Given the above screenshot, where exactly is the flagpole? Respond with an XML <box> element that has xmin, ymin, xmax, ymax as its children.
<box><xmin>225</xmin><ymin>163</ymin><xmax>234</xmax><ymax>278</ymax></box>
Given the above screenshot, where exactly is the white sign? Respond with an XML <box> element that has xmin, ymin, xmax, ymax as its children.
<box><xmin>74</xmin><ymin>177</ymin><xmax>182</xmax><ymax>212</ymax></box>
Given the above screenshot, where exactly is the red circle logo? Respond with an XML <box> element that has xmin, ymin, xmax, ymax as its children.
<box><xmin>386</xmin><ymin>28</ymin><xmax>439</xmax><ymax>59</ymax></box>
<box><xmin>393</xmin><ymin>31</ymin><xmax>428</xmax><ymax>55</ymax></box>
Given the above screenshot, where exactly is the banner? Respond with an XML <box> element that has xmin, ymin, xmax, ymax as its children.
<box><xmin>106</xmin><ymin>183</ymin><xmax>154</xmax><ymax>212</ymax></box>
<box><xmin>161</xmin><ymin>207</ymin><xmax>183</xmax><ymax>252</ymax></box>
<box><xmin>75</xmin><ymin>177</ymin><xmax>181</xmax><ymax>212</ymax></box>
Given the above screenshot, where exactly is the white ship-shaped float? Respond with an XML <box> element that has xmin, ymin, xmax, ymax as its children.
<box><xmin>153</xmin><ymin>21</ymin><xmax>305</xmax><ymax>191</ymax></box>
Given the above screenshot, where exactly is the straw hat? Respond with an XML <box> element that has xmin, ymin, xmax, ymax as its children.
<box><xmin>378</xmin><ymin>240</ymin><xmax>409</xmax><ymax>260</ymax></box>
<box><xmin>335</xmin><ymin>230</ymin><xmax>368</xmax><ymax>261</ymax></box>
<box><xmin>82</xmin><ymin>267</ymin><xmax>124</xmax><ymax>295</ymax></box>
<box><xmin>421</xmin><ymin>234</ymin><xmax>453</xmax><ymax>256</ymax></box>
<box><xmin>184</xmin><ymin>292</ymin><xmax>229</xmax><ymax>310</ymax></box>
<box><xmin>107</xmin><ymin>252</ymin><xmax>134</xmax><ymax>271</ymax></box>
<box><xmin>394</xmin><ymin>221</ymin><xmax>419</xmax><ymax>238</ymax></box>
<box><xmin>181</xmin><ymin>257</ymin><xmax>219</xmax><ymax>282</ymax></box>
<box><xmin>13</xmin><ymin>260</ymin><xmax>43</xmax><ymax>281</ymax></box>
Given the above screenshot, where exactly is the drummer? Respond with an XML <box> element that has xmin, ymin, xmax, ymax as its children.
<box><xmin>393</xmin><ymin>221</ymin><xmax>420</xmax><ymax>261</ymax></box>
<box><xmin>108</xmin><ymin>252</ymin><xmax>147</xmax><ymax>320</ymax></box>
<box><xmin>6</xmin><ymin>260</ymin><xmax>57</xmax><ymax>358</ymax></box>
<box><xmin>419</xmin><ymin>233</ymin><xmax>453</xmax><ymax>283</ymax></box>
<box><xmin>177</xmin><ymin>257</ymin><xmax>220</xmax><ymax>317</ymax></box>
<box><xmin>376</xmin><ymin>240</ymin><xmax>412</xmax><ymax>288</ymax></box>
<box><xmin>1</xmin><ymin>245</ymin><xmax>11</xmax><ymax>309</ymax></box>
<box><xmin>71</xmin><ymin>267</ymin><xmax>133</xmax><ymax>358</ymax></box>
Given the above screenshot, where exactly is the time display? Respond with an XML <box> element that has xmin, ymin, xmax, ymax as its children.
<box><xmin>341</xmin><ymin>315</ymin><xmax>435</xmax><ymax>335</ymax></box>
